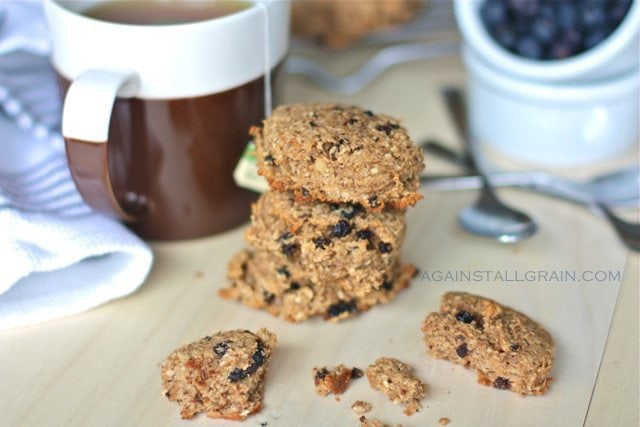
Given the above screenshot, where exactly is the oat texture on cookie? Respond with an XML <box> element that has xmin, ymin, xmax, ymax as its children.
<box><xmin>422</xmin><ymin>292</ymin><xmax>555</xmax><ymax>396</ymax></box>
<box><xmin>221</xmin><ymin>103</ymin><xmax>424</xmax><ymax>322</ymax></box>
<box><xmin>161</xmin><ymin>328</ymin><xmax>276</xmax><ymax>420</ymax></box>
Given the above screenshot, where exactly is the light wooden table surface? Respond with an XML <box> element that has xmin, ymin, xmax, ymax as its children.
<box><xmin>1</xmin><ymin>47</ymin><xmax>638</xmax><ymax>427</ymax></box>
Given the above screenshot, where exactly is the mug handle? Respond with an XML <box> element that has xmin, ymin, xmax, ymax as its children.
<box><xmin>62</xmin><ymin>69</ymin><xmax>141</xmax><ymax>222</ymax></box>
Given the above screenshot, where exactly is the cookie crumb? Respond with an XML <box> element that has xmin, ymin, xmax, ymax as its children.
<box><xmin>313</xmin><ymin>364</ymin><xmax>361</xmax><ymax>396</ymax></box>
<box><xmin>194</xmin><ymin>270</ymin><xmax>204</xmax><ymax>279</ymax></box>
<box><xmin>351</xmin><ymin>400</ymin><xmax>372</xmax><ymax>415</ymax></box>
<box><xmin>359</xmin><ymin>415</ymin><xmax>387</xmax><ymax>427</ymax></box>
<box><xmin>366</xmin><ymin>357</ymin><xmax>427</xmax><ymax>417</ymax></box>
<box><xmin>439</xmin><ymin>417</ymin><xmax>450</xmax><ymax>425</ymax></box>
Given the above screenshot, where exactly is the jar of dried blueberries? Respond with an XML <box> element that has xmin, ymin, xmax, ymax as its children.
<box><xmin>455</xmin><ymin>0</ymin><xmax>639</xmax><ymax>82</ymax></box>
<box><xmin>453</xmin><ymin>0</ymin><xmax>639</xmax><ymax>166</ymax></box>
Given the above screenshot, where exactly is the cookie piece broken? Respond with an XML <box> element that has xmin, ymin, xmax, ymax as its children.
<box><xmin>421</xmin><ymin>292</ymin><xmax>555</xmax><ymax>396</ymax></box>
<box><xmin>161</xmin><ymin>328</ymin><xmax>276</xmax><ymax>420</ymax></box>
<box><xmin>313</xmin><ymin>364</ymin><xmax>363</xmax><ymax>396</ymax></box>
<box><xmin>366</xmin><ymin>357</ymin><xmax>427</xmax><ymax>416</ymax></box>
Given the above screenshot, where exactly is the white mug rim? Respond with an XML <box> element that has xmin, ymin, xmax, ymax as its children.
<box><xmin>48</xmin><ymin>0</ymin><xmax>265</xmax><ymax>31</ymax></box>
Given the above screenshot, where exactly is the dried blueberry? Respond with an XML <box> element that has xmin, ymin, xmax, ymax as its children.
<box><xmin>368</xmin><ymin>195</ymin><xmax>380</xmax><ymax>208</ymax></box>
<box><xmin>493</xmin><ymin>377</ymin><xmax>511</xmax><ymax>390</ymax></box>
<box><xmin>351</xmin><ymin>367</ymin><xmax>363</xmax><ymax>379</ymax></box>
<box><xmin>364</xmin><ymin>110</ymin><xmax>374</xmax><ymax>116</ymax></box>
<box><xmin>515</xmin><ymin>36</ymin><xmax>543</xmax><ymax>59</ymax></box>
<box><xmin>329</xmin><ymin>203</ymin><xmax>341</xmax><ymax>211</ymax></box>
<box><xmin>263</xmin><ymin>292</ymin><xmax>276</xmax><ymax>305</ymax></box>
<box><xmin>315</xmin><ymin>367</ymin><xmax>329</xmax><ymax>380</ymax></box>
<box><xmin>346</xmin><ymin>118</ymin><xmax>358</xmax><ymax>125</ymax></box>
<box><xmin>481</xmin><ymin>0</ymin><xmax>507</xmax><ymax>26</ymax></box>
<box><xmin>277</xmin><ymin>266</ymin><xmax>290</xmax><ymax>278</ymax></box>
<box><xmin>326</xmin><ymin>300</ymin><xmax>357</xmax><ymax>318</ymax></box>
<box><xmin>289</xmin><ymin>282</ymin><xmax>301</xmax><ymax>290</ymax></box>
<box><xmin>281</xmin><ymin>243</ymin><xmax>299</xmax><ymax>258</ymax></box>
<box><xmin>378</xmin><ymin>242</ymin><xmax>393</xmax><ymax>254</ymax></box>
<box><xmin>214</xmin><ymin>341</ymin><xmax>229</xmax><ymax>357</ymax></box>
<box><xmin>375</xmin><ymin>123</ymin><xmax>400</xmax><ymax>136</ymax></box>
<box><xmin>532</xmin><ymin>15</ymin><xmax>558</xmax><ymax>44</ymax></box>
<box><xmin>510</xmin><ymin>343</ymin><xmax>521</xmax><ymax>351</ymax></box>
<box><xmin>381</xmin><ymin>280</ymin><xmax>393</xmax><ymax>291</ymax></box>
<box><xmin>455</xmin><ymin>310</ymin><xmax>475</xmax><ymax>324</ymax></box>
<box><xmin>331</xmin><ymin>220</ymin><xmax>352</xmax><ymax>238</ymax></box>
<box><xmin>313</xmin><ymin>236</ymin><xmax>331</xmax><ymax>249</ymax></box>
<box><xmin>228</xmin><ymin>368</ymin><xmax>246</xmax><ymax>382</ymax></box>
<box><xmin>264</xmin><ymin>154</ymin><xmax>275</xmax><ymax>166</ymax></box>
<box><xmin>456</xmin><ymin>343</ymin><xmax>469</xmax><ymax>358</ymax></box>
<box><xmin>301</xmin><ymin>187</ymin><xmax>311</xmax><ymax>198</ymax></box>
<box><xmin>309</xmin><ymin>121</ymin><xmax>318</xmax><ymax>127</ymax></box>
<box><xmin>356</xmin><ymin>229</ymin><xmax>373</xmax><ymax>240</ymax></box>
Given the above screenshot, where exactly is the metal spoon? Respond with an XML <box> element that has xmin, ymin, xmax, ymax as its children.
<box><xmin>420</xmin><ymin>140</ymin><xmax>640</xmax><ymax>208</ymax></box>
<box><xmin>421</xmin><ymin>139</ymin><xmax>640</xmax><ymax>252</ymax></box>
<box><xmin>442</xmin><ymin>87</ymin><xmax>538</xmax><ymax>242</ymax></box>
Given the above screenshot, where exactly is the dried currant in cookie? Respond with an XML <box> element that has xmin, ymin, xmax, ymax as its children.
<box><xmin>326</xmin><ymin>300</ymin><xmax>357</xmax><ymax>318</ymax></box>
<box><xmin>456</xmin><ymin>343</ymin><xmax>469</xmax><ymax>358</ymax></box>
<box><xmin>331</xmin><ymin>220</ymin><xmax>352</xmax><ymax>238</ymax></box>
<box><xmin>281</xmin><ymin>243</ymin><xmax>299</xmax><ymax>258</ymax></box>
<box><xmin>313</xmin><ymin>236</ymin><xmax>331</xmax><ymax>249</ymax></box>
<box><xmin>493</xmin><ymin>377</ymin><xmax>511</xmax><ymax>390</ymax></box>
<box><xmin>378</xmin><ymin>242</ymin><xmax>393</xmax><ymax>253</ymax></box>
<box><xmin>455</xmin><ymin>310</ymin><xmax>475</xmax><ymax>324</ymax></box>
<box><xmin>213</xmin><ymin>342</ymin><xmax>229</xmax><ymax>357</ymax></box>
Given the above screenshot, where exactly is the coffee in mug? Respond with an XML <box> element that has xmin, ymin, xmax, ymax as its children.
<box><xmin>44</xmin><ymin>0</ymin><xmax>290</xmax><ymax>240</ymax></box>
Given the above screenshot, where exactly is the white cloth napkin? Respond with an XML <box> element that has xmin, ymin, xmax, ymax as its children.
<box><xmin>0</xmin><ymin>0</ymin><xmax>153</xmax><ymax>331</ymax></box>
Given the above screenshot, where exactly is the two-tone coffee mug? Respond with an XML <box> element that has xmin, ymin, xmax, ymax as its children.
<box><xmin>44</xmin><ymin>0</ymin><xmax>290</xmax><ymax>240</ymax></box>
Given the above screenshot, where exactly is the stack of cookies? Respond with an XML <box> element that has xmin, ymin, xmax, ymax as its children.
<box><xmin>220</xmin><ymin>103</ymin><xmax>424</xmax><ymax>322</ymax></box>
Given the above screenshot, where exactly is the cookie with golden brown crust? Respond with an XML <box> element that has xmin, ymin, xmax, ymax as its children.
<box><xmin>253</xmin><ymin>103</ymin><xmax>424</xmax><ymax>211</ymax></box>
<box><xmin>220</xmin><ymin>249</ymin><xmax>416</xmax><ymax>323</ymax></box>
<box><xmin>245</xmin><ymin>190</ymin><xmax>406</xmax><ymax>297</ymax></box>
<box><xmin>292</xmin><ymin>0</ymin><xmax>425</xmax><ymax>48</ymax></box>
<box><xmin>161</xmin><ymin>328</ymin><xmax>276</xmax><ymax>420</ymax></box>
<box><xmin>421</xmin><ymin>292</ymin><xmax>555</xmax><ymax>396</ymax></box>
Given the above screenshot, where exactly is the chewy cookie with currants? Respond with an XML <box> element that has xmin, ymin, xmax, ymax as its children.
<box><xmin>422</xmin><ymin>292</ymin><xmax>555</xmax><ymax>396</ymax></box>
<box><xmin>161</xmin><ymin>328</ymin><xmax>276</xmax><ymax>420</ymax></box>
<box><xmin>245</xmin><ymin>190</ymin><xmax>406</xmax><ymax>296</ymax></box>
<box><xmin>252</xmin><ymin>103</ymin><xmax>425</xmax><ymax>211</ymax></box>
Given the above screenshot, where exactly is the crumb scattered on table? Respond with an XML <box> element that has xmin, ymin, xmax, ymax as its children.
<box><xmin>439</xmin><ymin>417</ymin><xmax>450</xmax><ymax>425</ymax></box>
<box><xmin>351</xmin><ymin>400</ymin><xmax>372</xmax><ymax>415</ymax></box>
<box><xmin>365</xmin><ymin>357</ymin><xmax>427</xmax><ymax>416</ymax></box>
<box><xmin>313</xmin><ymin>364</ymin><xmax>362</xmax><ymax>396</ymax></box>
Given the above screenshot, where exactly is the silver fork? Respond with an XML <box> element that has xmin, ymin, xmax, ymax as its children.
<box><xmin>286</xmin><ymin>41</ymin><xmax>458</xmax><ymax>94</ymax></box>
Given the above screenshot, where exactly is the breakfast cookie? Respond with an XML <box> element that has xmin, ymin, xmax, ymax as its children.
<box><xmin>313</xmin><ymin>365</ymin><xmax>363</xmax><ymax>396</ymax></box>
<box><xmin>366</xmin><ymin>357</ymin><xmax>427</xmax><ymax>416</ymax></box>
<box><xmin>292</xmin><ymin>0</ymin><xmax>425</xmax><ymax>48</ymax></box>
<box><xmin>246</xmin><ymin>190</ymin><xmax>406</xmax><ymax>296</ymax></box>
<box><xmin>252</xmin><ymin>103</ymin><xmax>424</xmax><ymax>210</ymax></box>
<box><xmin>421</xmin><ymin>292</ymin><xmax>555</xmax><ymax>396</ymax></box>
<box><xmin>220</xmin><ymin>249</ymin><xmax>416</xmax><ymax>322</ymax></box>
<box><xmin>161</xmin><ymin>328</ymin><xmax>276</xmax><ymax>420</ymax></box>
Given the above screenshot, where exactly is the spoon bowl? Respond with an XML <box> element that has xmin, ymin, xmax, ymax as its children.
<box><xmin>442</xmin><ymin>87</ymin><xmax>538</xmax><ymax>242</ymax></box>
<box><xmin>459</xmin><ymin>185</ymin><xmax>538</xmax><ymax>242</ymax></box>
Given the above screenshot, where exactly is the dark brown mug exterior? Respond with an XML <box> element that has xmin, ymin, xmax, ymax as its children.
<box><xmin>58</xmin><ymin>65</ymin><xmax>282</xmax><ymax>240</ymax></box>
